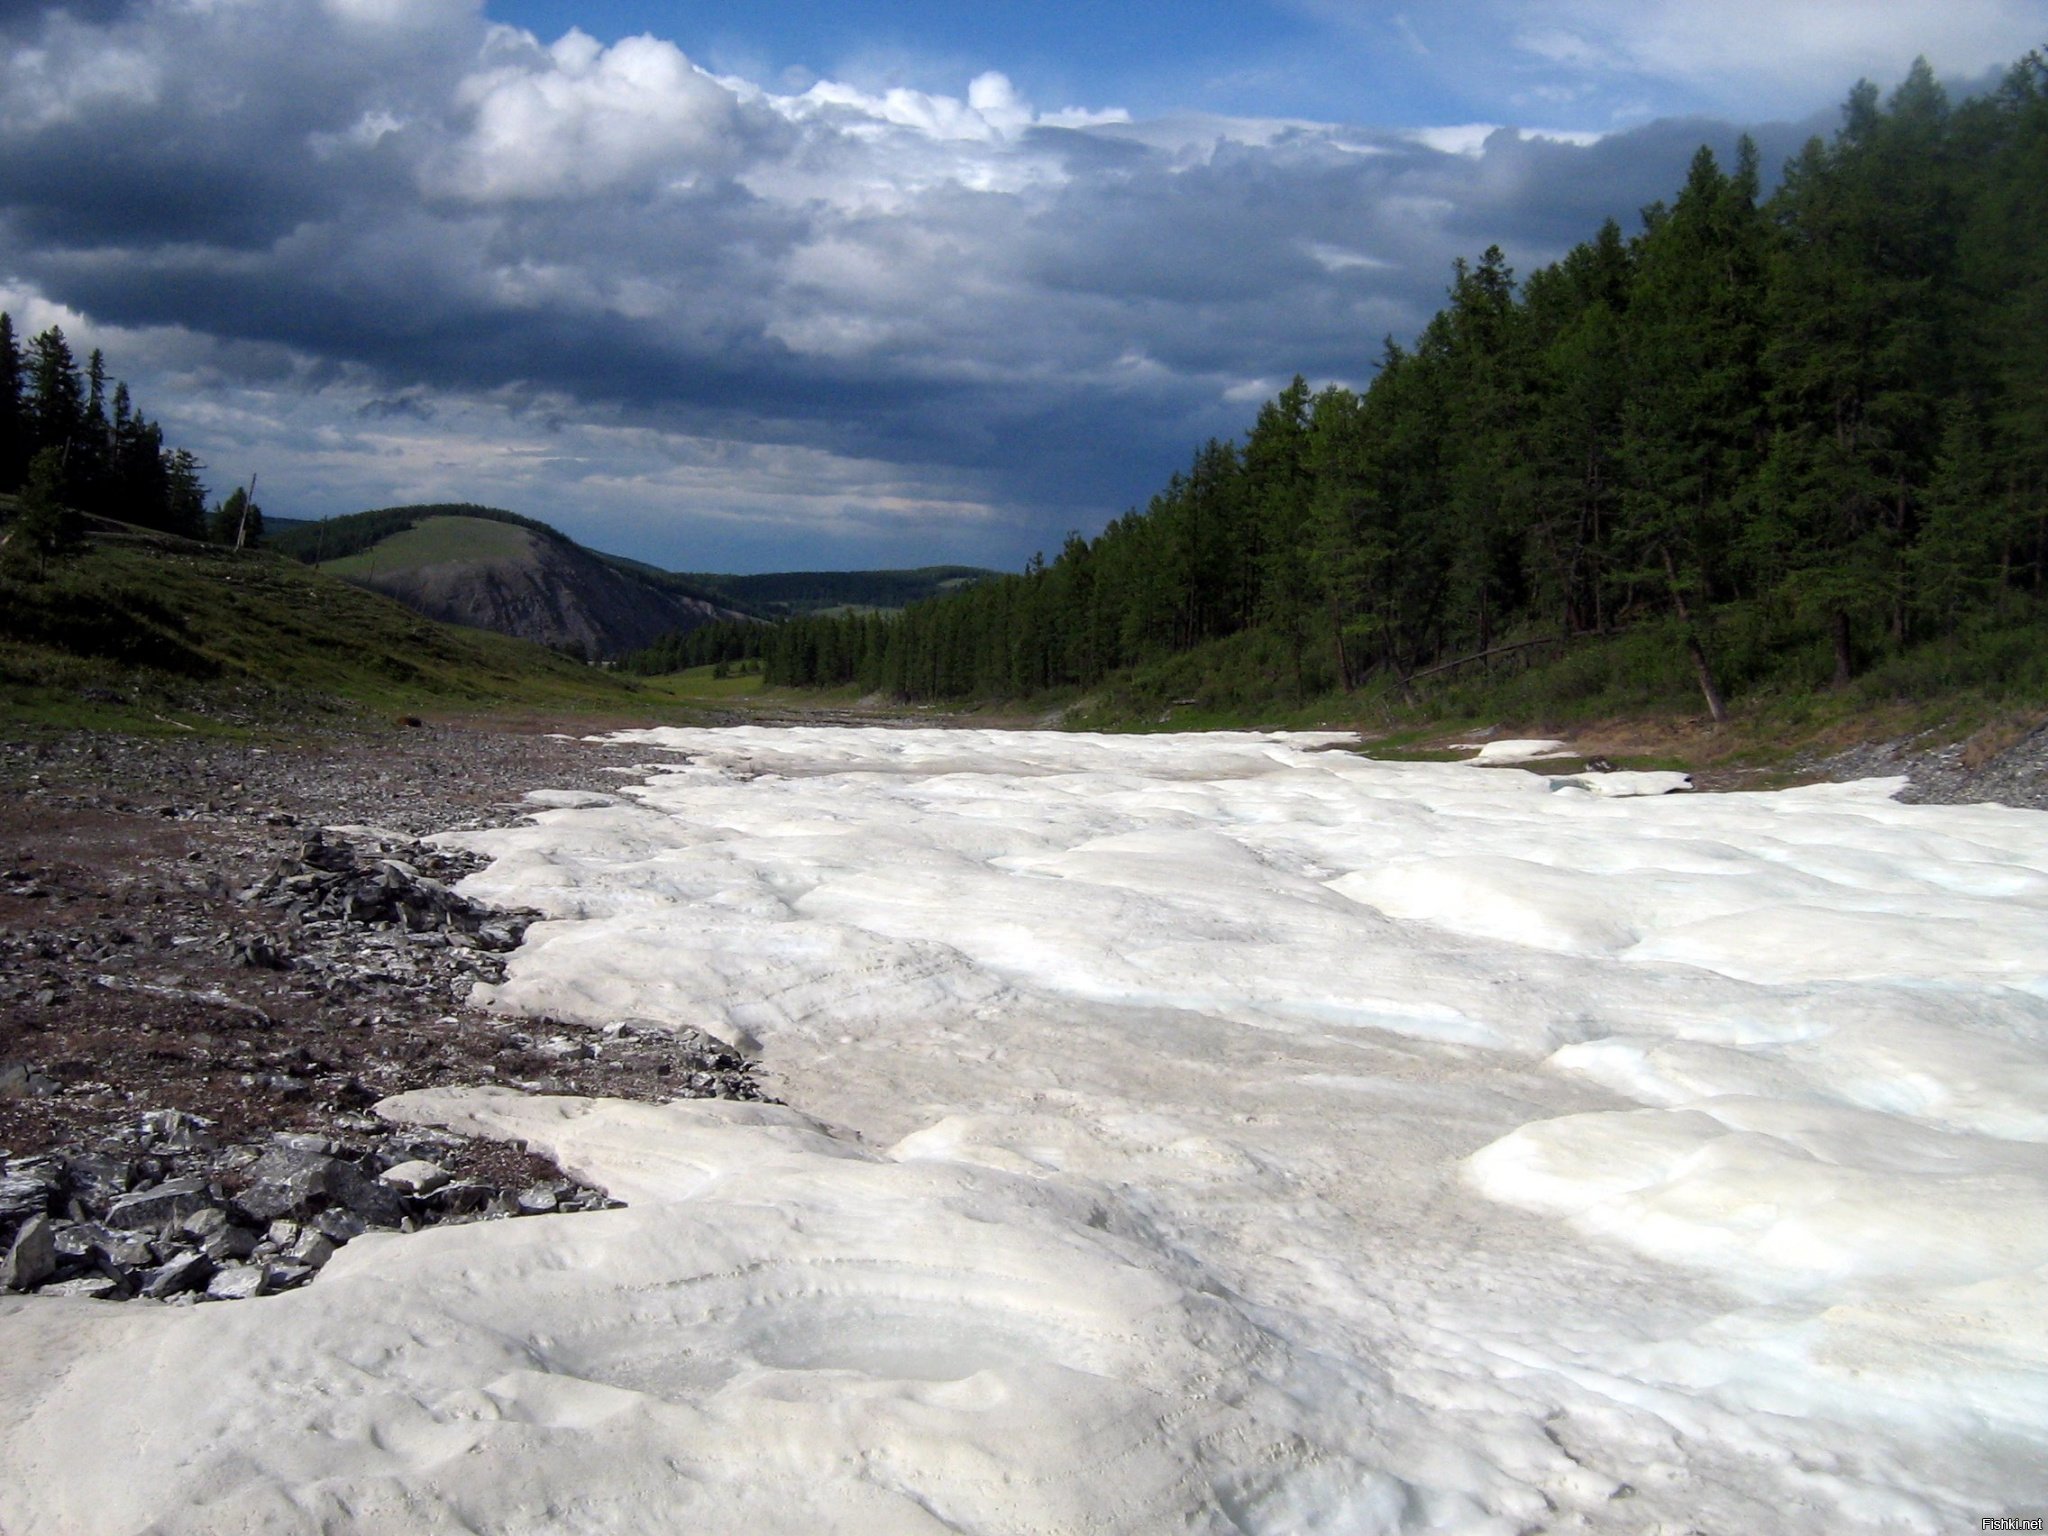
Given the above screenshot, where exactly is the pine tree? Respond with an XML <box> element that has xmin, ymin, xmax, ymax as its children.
<box><xmin>0</xmin><ymin>314</ymin><xmax>23</xmax><ymax>493</ymax></box>
<box><xmin>1760</xmin><ymin>66</ymin><xmax>1957</xmax><ymax>684</ymax></box>
<box><xmin>26</xmin><ymin>327</ymin><xmax>85</xmax><ymax>474</ymax></box>
<box><xmin>209</xmin><ymin>486</ymin><xmax>263</xmax><ymax>548</ymax></box>
<box><xmin>163</xmin><ymin>450</ymin><xmax>208</xmax><ymax>540</ymax></box>
<box><xmin>2</xmin><ymin>445</ymin><xmax>82</xmax><ymax>578</ymax></box>
<box><xmin>1617</xmin><ymin>145</ymin><xmax>1769</xmax><ymax>719</ymax></box>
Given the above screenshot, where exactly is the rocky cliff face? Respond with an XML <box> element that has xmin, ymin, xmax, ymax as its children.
<box><xmin>345</xmin><ymin>527</ymin><xmax>738</xmax><ymax>656</ymax></box>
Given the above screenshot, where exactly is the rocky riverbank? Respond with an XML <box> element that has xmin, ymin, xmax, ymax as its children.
<box><xmin>0</xmin><ymin>721</ymin><xmax>768</xmax><ymax>1303</ymax></box>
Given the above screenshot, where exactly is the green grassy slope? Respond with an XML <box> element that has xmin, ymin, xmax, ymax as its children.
<box><xmin>268</xmin><ymin>504</ymin><xmax>570</xmax><ymax>567</ymax></box>
<box><xmin>0</xmin><ymin>521</ymin><xmax>691</xmax><ymax>734</ymax></box>
<box><xmin>319</xmin><ymin>515</ymin><xmax>534</xmax><ymax>575</ymax></box>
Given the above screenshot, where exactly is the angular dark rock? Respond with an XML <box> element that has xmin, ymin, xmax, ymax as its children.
<box><xmin>104</xmin><ymin>1176</ymin><xmax>215</xmax><ymax>1232</ymax></box>
<box><xmin>39</xmin><ymin>1273</ymin><xmax>123</xmax><ymax>1300</ymax></box>
<box><xmin>310</xmin><ymin>1208</ymin><xmax>369</xmax><ymax>1245</ymax></box>
<box><xmin>2</xmin><ymin>1213</ymin><xmax>57</xmax><ymax>1291</ymax></box>
<box><xmin>0</xmin><ymin>1168</ymin><xmax>61</xmax><ymax>1223</ymax></box>
<box><xmin>380</xmin><ymin>1159</ymin><xmax>451</xmax><ymax>1196</ymax></box>
<box><xmin>63</xmin><ymin>1153</ymin><xmax>135</xmax><ymax>1205</ymax></box>
<box><xmin>140</xmin><ymin>1250</ymin><xmax>214</xmax><ymax>1299</ymax></box>
<box><xmin>140</xmin><ymin>1111</ymin><xmax>217</xmax><ymax>1155</ymax></box>
<box><xmin>204</xmin><ymin>1264</ymin><xmax>269</xmax><ymax>1301</ymax></box>
<box><xmin>515</xmin><ymin>1184</ymin><xmax>559</xmax><ymax>1215</ymax></box>
<box><xmin>234</xmin><ymin>1146</ymin><xmax>405</xmax><ymax>1227</ymax></box>
<box><xmin>54</xmin><ymin>1221</ymin><xmax>157</xmax><ymax>1270</ymax></box>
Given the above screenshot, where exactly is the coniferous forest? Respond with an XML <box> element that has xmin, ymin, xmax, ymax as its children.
<box><xmin>732</xmin><ymin>56</ymin><xmax>2048</xmax><ymax>718</ymax></box>
<box><xmin>0</xmin><ymin>318</ymin><xmax>209</xmax><ymax>540</ymax></box>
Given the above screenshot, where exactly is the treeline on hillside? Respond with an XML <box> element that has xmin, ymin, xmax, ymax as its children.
<box><xmin>0</xmin><ymin>316</ymin><xmax>208</xmax><ymax>537</ymax></box>
<box><xmin>681</xmin><ymin>567</ymin><xmax>995</xmax><ymax>615</ymax></box>
<box><xmin>617</xmin><ymin>620</ymin><xmax>763</xmax><ymax>675</ymax></box>
<box><xmin>753</xmin><ymin>55</ymin><xmax>2048</xmax><ymax>715</ymax></box>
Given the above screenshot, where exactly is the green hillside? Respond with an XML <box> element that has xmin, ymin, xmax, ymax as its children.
<box><xmin>0</xmin><ymin>516</ymin><xmax>690</xmax><ymax>733</ymax></box>
<box><xmin>269</xmin><ymin>504</ymin><xmax>571</xmax><ymax>566</ymax></box>
<box><xmin>320</xmin><ymin>515</ymin><xmax>534</xmax><ymax>575</ymax></box>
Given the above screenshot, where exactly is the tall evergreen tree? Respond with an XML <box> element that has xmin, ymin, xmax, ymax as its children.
<box><xmin>0</xmin><ymin>314</ymin><xmax>23</xmax><ymax>493</ymax></box>
<box><xmin>2</xmin><ymin>445</ymin><xmax>82</xmax><ymax>578</ymax></box>
<box><xmin>1618</xmin><ymin>143</ymin><xmax>1769</xmax><ymax>718</ymax></box>
<box><xmin>25</xmin><ymin>326</ymin><xmax>85</xmax><ymax>477</ymax></box>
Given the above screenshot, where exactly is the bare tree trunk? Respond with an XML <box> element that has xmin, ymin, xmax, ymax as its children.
<box><xmin>1662</xmin><ymin>545</ymin><xmax>1728</xmax><ymax>725</ymax></box>
<box><xmin>233</xmin><ymin>474</ymin><xmax>258</xmax><ymax>553</ymax></box>
<box><xmin>1329</xmin><ymin>599</ymin><xmax>1352</xmax><ymax>694</ymax></box>
<box><xmin>1685</xmin><ymin>631</ymin><xmax>1729</xmax><ymax>723</ymax></box>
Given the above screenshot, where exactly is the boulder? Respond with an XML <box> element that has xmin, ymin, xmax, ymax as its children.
<box><xmin>2</xmin><ymin>1214</ymin><xmax>57</xmax><ymax>1291</ymax></box>
<box><xmin>379</xmin><ymin>1160</ymin><xmax>451</xmax><ymax>1197</ymax></box>
<box><xmin>140</xmin><ymin>1251</ymin><xmax>214</xmax><ymax>1300</ymax></box>
<box><xmin>104</xmin><ymin>1177</ymin><xmax>215</xmax><ymax>1232</ymax></box>
<box><xmin>234</xmin><ymin>1147</ymin><xmax>404</xmax><ymax>1227</ymax></box>
<box><xmin>39</xmin><ymin>1274</ymin><xmax>122</xmax><ymax>1300</ymax></box>
<box><xmin>54</xmin><ymin>1222</ymin><xmax>157</xmax><ymax>1270</ymax></box>
<box><xmin>205</xmin><ymin>1264</ymin><xmax>270</xmax><ymax>1301</ymax></box>
<box><xmin>0</xmin><ymin>1169</ymin><xmax>60</xmax><ymax>1224</ymax></box>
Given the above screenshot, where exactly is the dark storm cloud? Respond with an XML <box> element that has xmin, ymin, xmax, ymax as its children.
<box><xmin>0</xmin><ymin>0</ymin><xmax>1848</xmax><ymax>567</ymax></box>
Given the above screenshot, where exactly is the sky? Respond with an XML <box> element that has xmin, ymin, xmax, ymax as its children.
<box><xmin>1</xmin><ymin>1</ymin><xmax>2041</xmax><ymax>572</ymax></box>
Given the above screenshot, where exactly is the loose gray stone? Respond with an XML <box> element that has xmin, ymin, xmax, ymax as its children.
<box><xmin>200</xmin><ymin>1222</ymin><xmax>259</xmax><ymax>1262</ymax></box>
<box><xmin>39</xmin><ymin>1274</ymin><xmax>122</xmax><ymax>1300</ymax></box>
<box><xmin>140</xmin><ymin>1110</ymin><xmax>217</xmax><ymax>1154</ymax></box>
<box><xmin>311</xmin><ymin>1209</ymin><xmax>368</xmax><ymax>1245</ymax></box>
<box><xmin>205</xmin><ymin>1264</ymin><xmax>270</xmax><ymax>1301</ymax></box>
<box><xmin>286</xmin><ymin>1230</ymin><xmax>336</xmax><ymax>1269</ymax></box>
<box><xmin>515</xmin><ymin>1184</ymin><xmax>559</xmax><ymax>1215</ymax></box>
<box><xmin>104</xmin><ymin>1177</ymin><xmax>214</xmax><ymax>1232</ymax></box>
<box><xmin>0</xmin><ymin>1168</ymin><xmax>61</xmax><ymax>1223</ymax></box>
<box><xmin>237</xmin><ymin>1147</ymin><xmax>404</xmax><ymax>1227</ymax></box>
<box><xmin>270</xmin><ymin>1133</ymin><xmax>342</xmax><ymax>1156</ymax></box>
<box><xmin>179</xmin><ymin>1206</ymin><xmax>231</xmax><ymax>1242</ymax></box>
<box><xmin>2</xmin><ymin>1213</ymin><xmax>57</xmax><ymax>1291</ymax></box>
<box><xmin>54</xmin><ymin>1222</ymin><xmax>156</xmax><ymax>1270</ymax></box>
<box><xmin>427</xmin><ymin>1182</ymin><xmax>492</xmax><ymax>1216</ymax></box>
<box><xmin>141</xmin><ymin>1251</ymin><xmax>214</xmax><ymax>1299</ymax></box>
<box><xmin>380</xmin><ymin>1160</ymin><xmax>451</xmax><ymax>1196</ymax></box>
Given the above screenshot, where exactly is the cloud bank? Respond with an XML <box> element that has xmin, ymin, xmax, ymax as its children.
<box><xmin>0</xmin><ymin>0</ymin><xmax>2012</xmax><ymax>569</ymax></box>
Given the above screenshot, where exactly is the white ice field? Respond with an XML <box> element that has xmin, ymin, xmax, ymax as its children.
<box><xmin>4</xmin><ymin>725</ymin><xmax>2046</xmax><ymax>1534</ymax></box>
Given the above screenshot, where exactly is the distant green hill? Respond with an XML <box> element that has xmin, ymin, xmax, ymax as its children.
<box><xmin>320</xmin><ymin>515</ymin><xmax>534</xmax><ymax>575</ymax></box>
<box><xmin>273</xmin><ymin>507</ymin><xmax>754</xmax><ymax>658</ymax></box>
<box><xmin>270</xmin><ymin>504</ymin><xmax>570</xmax><ymax>565</ymax></box>
<box><xmin>0</xmin><ymin>516</ymin><xmax>677</xmax><ymax>732</ymax></box>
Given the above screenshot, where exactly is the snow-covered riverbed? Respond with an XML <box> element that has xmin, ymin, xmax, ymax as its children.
<box><xmin>4</xmin><ymin>726</ymin><xmax>2045</xmax><ymax>1533</ymax></box>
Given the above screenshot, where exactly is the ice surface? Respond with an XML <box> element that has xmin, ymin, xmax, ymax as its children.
<box><xmin>4</xmin><ymin>726</ymin><xmax>2046</xmax><ymax>1533</ymax></box>
<box><xmin>1461</xmin><ymin>738</ymin><xmax>1572</xmax><ymax>763</ymax></box>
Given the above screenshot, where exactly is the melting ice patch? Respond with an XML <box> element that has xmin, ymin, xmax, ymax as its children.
<box><xmin>3</xmin><ymin>726</ymin><xmax>2046</xmax><ymax>1534</ymax></box>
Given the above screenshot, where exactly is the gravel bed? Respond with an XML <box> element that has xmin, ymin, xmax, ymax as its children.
<box><xmin>0</xmin><ymin>720</ymin><xmax>767</xmax><ymax>1303</ymax></box>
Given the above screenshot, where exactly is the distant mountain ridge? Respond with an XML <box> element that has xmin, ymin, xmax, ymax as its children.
<box><xmin>273</xmin><ymin>506</ymin><xmax>750</xmax><ymax>659</ymax></box>
<box><xmin>272</xmin><ymin>505</ymin><xmax>999</xmax><ymax>656</ymax></box>
<box><xmin>681</xmin><ymin>567</ymin><xmax>996</xmax><ymax>616</ymax></box>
